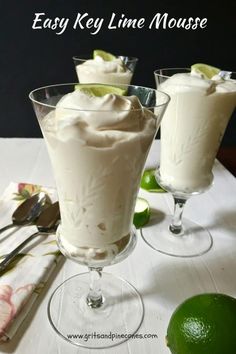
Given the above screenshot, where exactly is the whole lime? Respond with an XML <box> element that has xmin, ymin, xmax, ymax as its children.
<box><xmin>167</xmin><ymin>293</ymin><xmax>236</xmax><ymax>354</ymax></box>
<box><xmin>140</xmin><ymin>169</ymin><xmax>165</xmax><ymax>192</ymax></box>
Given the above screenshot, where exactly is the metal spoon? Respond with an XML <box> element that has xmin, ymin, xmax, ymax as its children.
<box><xmin>0</xmin><ymin>192</ymin><xmax>51</xmax><ymax>235</ymax></box>
<box><xmin>0</xmin><ymin>202</ymin><xmax>60</xmax><ymax>273</ymax></box>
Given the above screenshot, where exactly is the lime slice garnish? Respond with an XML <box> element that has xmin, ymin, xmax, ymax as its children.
<box><xmin>133</xmin><ymin>197</ymin><xmax>150</xmax><ymax>229</ymax></box>
<box><xmin>140</xmin><ymin>169</ymin><xmax>166</xmax><ymax>193</ymax></box>
<box><xmin>191</xmin><ymin>63</ymin><xmax>221</xmax><ymax>79</ymax></box>
<box><xmin>93</xmin><ymin>49</ymin><xmax>116</xmax><ymax>61</ymax></box>
<box><xmin>74</xmin><ymin>84</ymin><xmax>127</xmax><ymax>97</ymax></box>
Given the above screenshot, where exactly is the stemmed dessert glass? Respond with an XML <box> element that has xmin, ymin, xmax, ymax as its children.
<box><xmin>73</xmin><ymin>55</ymin><xmax>138</xmax><ymax>84</ymax></box>
<box><xmin>29</xmin><ymin>83</ymin><xmax>169</xmax><ymax>348</ymax></box>
<box><xmin>141</xmin><ymin>68</ymin><xmax>236</xmax><ymax>258</ymax></box>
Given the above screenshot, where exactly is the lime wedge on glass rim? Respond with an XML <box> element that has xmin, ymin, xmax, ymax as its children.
<box><xmin>191</xmin><ymin>63</ymin><xmax>220</xmax><ymax>79</ymax></box>
<box><xmin>74</xmin><ymin>84</ymin><xmax>127</xmax><ymax>97</ymax></box>
<box><xmin>93</xmin><ymin>49</ymin><xmax>116</xmax><ymax>61</ymax></box>
<box><xmin>133</xmin><ymin>197</ymin><xmax>150</xmax><ymax>229</ymax></box>
<box><xmin>141</xmin><ymin>169</ymin><xmax>166</xmax><ymax>193</ymax></box>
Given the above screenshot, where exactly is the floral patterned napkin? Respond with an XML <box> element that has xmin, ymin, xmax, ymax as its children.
<box><xmin>0</xmin><ymin>182</ymin><xmax>62</xmax><ymax>342</ymax></box>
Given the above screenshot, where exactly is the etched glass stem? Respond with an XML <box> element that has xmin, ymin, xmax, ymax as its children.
<box><xmin>86</xmin><ymin>267</ymin><xmax>104</xmax><ymax>308</ymax></box>
<box><xmin>169</xmin><ymin>195</ymin><xmax>188</xmax><ymax>235</ymax></box>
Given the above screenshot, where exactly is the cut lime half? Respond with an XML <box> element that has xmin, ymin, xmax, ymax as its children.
<box><xmin>191</xmin><ymin>63</ymin><xmax>220</xmax><ymax>79</ymax></box>
<box><xmin>93</xmin><ymin>49</ymin><xmax>116</xmax><ymax>61</ymax></box>
<box><xmin>133</xmin><ymin>197</ymin><xmax>150</xmax><ymax>229</ymax></box>
<box><xmin>75</xmin><ymin>84</ymin><xmax>127</xmax><ymax>97</ymax></box>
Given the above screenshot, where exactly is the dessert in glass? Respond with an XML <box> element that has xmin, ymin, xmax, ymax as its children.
<box><xmin>73</xmin><ymin>50</ymin><xmax>138</xmax><ymax>84</ymax></box>
<box><xmin>29</xmin><ymin>83</ymin><xmax>169</xmax><ymax>348</ymax></box>
<box><xmin>141</xmin><ymin>67</ymin><xmax>236</xmax><ymax>257</ymax></box>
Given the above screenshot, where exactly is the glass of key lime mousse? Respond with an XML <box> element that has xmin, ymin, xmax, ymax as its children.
<box><xmin>29</xmin><ymin>83</ymin><xmax>169</xmax><ymax>348</ymax></box>
<box><xmin>73</xmin><ymin>49</ymin><xmax>138</xmax><ymax>84</ymax></box>
<box><xmin>141</xmin><ymin>65</ymin><xmax>236</xmax><ymax>257</ymax></box>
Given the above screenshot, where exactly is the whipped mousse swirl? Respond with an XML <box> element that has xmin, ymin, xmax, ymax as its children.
<box><xmin>161</xmin><ymin>70</ymin><xmax>236</xmax><ymax>95</ymax></box>
<box><xmin>79</xmin><ymin>55</ymin><xmax>127</xmax><ymax>74</ymax></box>
<box><xmin>76</xmin><ymin>56</ymin><xmax>133</xmax><ymax>85</ymax></box>
<box><xmin>52</xmin><ymin>89</ymin><xmax>156</xmax><ymax>147</ymax></box>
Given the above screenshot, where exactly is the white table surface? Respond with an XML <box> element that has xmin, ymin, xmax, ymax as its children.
<box><xmin>0</xmin><ymin>138</ymin><xmax>236</xmax><ymax>354</ymax></box>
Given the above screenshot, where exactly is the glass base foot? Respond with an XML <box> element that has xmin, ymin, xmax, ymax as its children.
<box><xmin>141</xmin><ymin>215</ymin><xmax>213</xmax><ymax>257</ymax></box>
<box><xmin>48</xmin><ymin>272</ymin><xmax>144</xmax><ymax>348</ymax></box>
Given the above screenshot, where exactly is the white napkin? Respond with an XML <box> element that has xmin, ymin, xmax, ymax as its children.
<box><xmin>0</xmin><ymin>182</ymin><xmax>62</xmax><ymax>341</ymax></box>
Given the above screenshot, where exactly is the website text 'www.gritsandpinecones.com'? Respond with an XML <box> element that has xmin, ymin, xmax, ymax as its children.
<box><xmin>66</xmin><ymin>331</ymin><xmax>158</xmax><ymax>342</ymax></box>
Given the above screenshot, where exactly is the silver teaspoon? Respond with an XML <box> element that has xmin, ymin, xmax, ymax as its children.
<box><xmin>0</xmin><ymin>192</ymin><xmax>51</xmax><ymax>235</ymax></box>
<box><xmin>0</xmin><ymin>202</ymin><xmax>60</xmax><ymax>273</ymax></box>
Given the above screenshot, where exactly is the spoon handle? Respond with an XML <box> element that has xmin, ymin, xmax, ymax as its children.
<box><xmin>0</xmin><ymin>223</ymin><xmax>15</xmax><ymax>235</ymax></box>
<box><xmin>0</xmin><ymin>231</ymin><xmax>39</xmax><ymax>272</ymax></box>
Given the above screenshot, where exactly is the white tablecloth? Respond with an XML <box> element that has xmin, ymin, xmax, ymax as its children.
<box><xmin>0</xmin><ymin>138</ymin><xmax>236</xmax><ymax>354</ymax></box>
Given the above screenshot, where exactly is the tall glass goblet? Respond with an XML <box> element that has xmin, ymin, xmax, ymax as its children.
<box><xmin>73</xmin><ymin>55</ymin><xmax>138</xmax><ymax>84</ymax></box>
<box><xmin>29</xmin><ymin>84</ymin><xmax>169</xmax><ymax>348</ymax></box>
<box><xmin>141</xmin><ymin>68</ymin><xmax>236</xmax><ymax>257</ymax></box>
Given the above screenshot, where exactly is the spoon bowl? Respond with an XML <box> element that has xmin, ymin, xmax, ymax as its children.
<box><xmin>0</xmin><ymin>192</ymin><xmax>51</xmax><ymax>235</ymax></box>
<box><xmin>0</xmin><ymin>202</ymin><xmax>60</xmax><ymax>273</ymax></box>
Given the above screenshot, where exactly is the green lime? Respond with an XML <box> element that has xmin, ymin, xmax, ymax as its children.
<box><xmin>191</xmin><ymin>63</ymin><xmax>220</xmax><ymax>79</ymax></box>
<box><xmin>74</xmin><ymin>84</ymin><xmax>127</xmax><ymax>97</ymax></box>
<box><xmin>140</xmin><ymin>169</ymin><xmax>165</xmax><ymax>193</ymax></box>
<box><xmin>133</xmin><ymin>197</ymin><xmax>150</xmax><ymax>229</ymax></box>
<box><xmin>93</xmin><ymin>49</ymin><xmax>116</xmax><ymax>61</ymax></box>
<box><xmin>166</xmin><ymin>293</ymin><xmax>236</xmax><ymax>354</ymax></box>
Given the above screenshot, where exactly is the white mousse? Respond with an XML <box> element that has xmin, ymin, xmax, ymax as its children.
<box><xmin>41</xmin><ymin>90</ymin><xmax>156</xmax><ymax>257</ymax></box>
<box><xmin>76</xmin><ymin>56</ymin><xmax>133</xmax><ymax>84</ymax></box>
<box><xmin>159</xmin><ymin>72</ymin><xmax>236</xmax><ymax>194</ymax></box>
